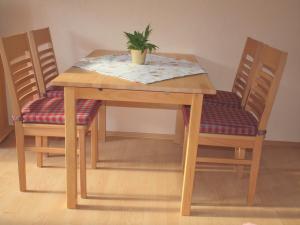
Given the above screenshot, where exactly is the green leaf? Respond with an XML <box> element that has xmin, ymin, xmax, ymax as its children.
<box><xmin>144</xmin><ymin>24</ymin><xmax>152</xmax><ymax>40</ymax></box>
<box><xmin>124</xmin><ymin>24</ymin><xmax>158</xmax><ymax>52</ymax></box>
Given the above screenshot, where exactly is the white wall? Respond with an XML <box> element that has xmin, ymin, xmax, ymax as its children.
<box><xmin>0</xmin><ymin>0</ymin><xmax>299</xmax><ymax>141</ymax></box>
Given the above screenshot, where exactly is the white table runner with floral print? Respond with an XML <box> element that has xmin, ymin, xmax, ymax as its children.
<box><xmin>74</xmin><ymin>54</ymin><xmax>206</xmax><ymax>84</ymax></box>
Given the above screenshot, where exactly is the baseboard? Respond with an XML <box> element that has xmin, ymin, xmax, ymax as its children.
<box><xmin>0</xmin><ymin>126</ymin><xmax>13</xmax><ymax>143</ymax></box>
<box><xmin>5</xmin><ymin>126</ymin><xmax>299</xmax><ymax>148</ymax></box>
<box><xmin>264</xmin><ymin>140</ymin><xmax>300</xmax><ymax>148</ymax></box>
<box><xmin>105</xmin><ymin>131</ymin><xmax>300</xmax><ymax>148</ymax></box>
<box><xmin>106</xmin><ymin>131</ymin><xmax>175</xmax><ymax>140</ymax></box>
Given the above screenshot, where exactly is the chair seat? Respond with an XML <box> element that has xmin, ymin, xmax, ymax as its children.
<box><xmin>204</xmin><ymin>90</ymin><xmax>241</xmax><ymax>108</ymax></box>
<box><xmin>46</xmin><ymin>86</ymin><xmax>64</xmax><ymax>98</ymax></box>
<box><xmin>21</xmin><ymin>97</ymin><xmax>101</xmax><ymax>125</ymax></box>
<box><xmin>182</xmin><ymin>104</ymin><xmax>258</xmax><ymax>136</ymax></box>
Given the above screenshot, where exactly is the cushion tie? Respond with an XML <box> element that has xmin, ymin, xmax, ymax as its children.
<box><xmin>12</xmin><ymin>115</ymin><xmax>23</xmax><ymax>122</ymax></box>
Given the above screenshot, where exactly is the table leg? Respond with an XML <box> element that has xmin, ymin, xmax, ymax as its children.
<box><xmin>174</xmin><ymin>108</ymin><xmax>184</xmax><ymax>144</ymax></box>
<box><xmin>64</xmin><ymin>87</ymin><xmax>77</xmax><ymax>209</ymax></box>
<box><xmin>98</xmin><ymin>103</ymin><xmax>106</xmax><ymax>143</ymax></box>
<box><xmin>180</xmin><ymin>94</ymin><xmax>203</xmax><ymax>216</ymax></box>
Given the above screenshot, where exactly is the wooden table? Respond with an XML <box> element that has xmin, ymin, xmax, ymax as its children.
<box><xmin>51</xmin><ymin>50</ymin><xmax>216</xmax><ymax>216</ymax></box>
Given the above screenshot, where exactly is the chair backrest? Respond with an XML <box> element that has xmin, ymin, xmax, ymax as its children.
<box><xmin>232</xmin><ymin>37</ymin><xmax>263</xmax><ymax>106</ymax></box>
<box><xmin>28</xmin><ymin>27</ymin><xmax>59</xmax><ymax>95</ymax></box>
<box><xmin>0</xmin><ymin>33</ymin><xmax>40</xmax><ymax>118</ymax></box>
<box><xmin>245</xmin><ymin>44</ymin><xmax>287</xmax><ymax>131</ymax></box>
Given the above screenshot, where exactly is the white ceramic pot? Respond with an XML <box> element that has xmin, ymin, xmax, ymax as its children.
<box><xmin>131</xmin><ymin>49</ymin><xmax>147</xmax><ymax>64</ymax></box>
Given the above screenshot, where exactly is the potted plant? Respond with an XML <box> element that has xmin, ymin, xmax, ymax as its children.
<box><xmin>124</xmin><ymin>25</ymin><xmax>158</xmax><ymax>64</ymax></box>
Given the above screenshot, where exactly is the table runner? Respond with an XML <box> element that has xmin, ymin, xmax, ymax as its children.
<box><xmin>74</xmin><ymin>54</ymin><xmax>206</xmax><ymax>84</ymax></box>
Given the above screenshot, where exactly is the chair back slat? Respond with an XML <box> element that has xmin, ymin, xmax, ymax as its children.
<box><xmin>0</xmin><ymin>33</ymin><xmax>40</xmax><ymax>116</ymax></box>
<box><xmin>29</xmin><ymin>27</ymin><xmax>59</xmax><ymax>94</ymax></box>
<box><xmin>38</xmin><ymin>47</ymin><xmax>54</xmax><ymax>57</ymax></box>
<box><xmin>13</xmin><ymin>63</ymin><xmax>34</xmax><ymax>77</ymax></box>
<box><xmin>19</xmin><ymin>89</ymin><xmax>39</xmax><ymax>107</ymax></box>
<box><xmin>14</xmin><ymin>72</ymin><xmax>35</xmax><ymax>85</ymax></box>
<box><xmin>245</xmin><ymin>45</ymin><xmax>287</xmax><ymax>130</ymax></box>
<box><xmin>10</xmin><ymin>56</ymin><xmax>32</xmax><ymax>69</ymax></box>
<box><xmin>44</xmin><ymin>72</ymin><xmax>58</xmax><ymax>84</ymax></box>
<box><xmin>232</xmin><ymin>37</ymin><xmax>263</xmax><ymax>106</ymax></box>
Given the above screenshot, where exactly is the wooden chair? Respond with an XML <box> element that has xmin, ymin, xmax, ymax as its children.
<box><xmin>28</xmin><ymin>27</ymin><xmax>63</xmax><ymax>163</ymax></box>
<box><xmin>182</xmin><ymin>44</ymin><xmax>287</xmax><ymax>213</ymax></box>
<box><xmin>29</xmin><ymin>27</ymin><xmax>106</xmax><ymax>168</ymax></box>
<box><xmin>204</xmin><ymin>37</ymin><xmax>263</xmax><ymax>108</ymax></box>
<box><xmin>0</xmin><ymin>32</ymin><xmax>101</xmax><ymax>198</ymax></box>
<box><xmin>28</xmin><ymin>27</ymin><xmax>62</xmax><ymax>98</ymax></box>
<box><xmin>201</xmin><ymin>37</ymin><xmax>264</xmax><ymax>169</ymax></box>
<box><xmin>0</xmin><ymin>56</ymin><xmax>12</xmax><ymax>142</ymax></box>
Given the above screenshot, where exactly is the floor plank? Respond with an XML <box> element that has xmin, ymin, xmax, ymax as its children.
<box><xmin>0</xmin><ymin>134</ymin><xmax>299</xmax><ymax>225</ymax></box>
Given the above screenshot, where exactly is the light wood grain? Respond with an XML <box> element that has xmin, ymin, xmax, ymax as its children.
<box><xmin>23</xmin><ymin>123</ymin><xmax>88</xmax><ymax>137</ymax></box>
<box><xmin>198</xmin><ymin>133</ymin><xmax>256</xmax><ymax>148</ymax></box>
<box><xmin>52</xmin><ymin>50</ymin><xmax>215</xmax><ymax>95</ymax></box>
<box><xmin>182</xmin><ymin>43</ymin><xmax>288</xmax><ymax>213</ymax></box>
<box><xmin>2</xmin><ymin>135</ymin><xmax>299</xmax><ymax>224</ymax></box>
<box><xmin>0</xmin><ymin>33</ymin><xmax>99</xmax><ymax>206</ymax></box>
<box><xmin>91</xmin><ymin>116</ymin><xmax>98</xmax><ymax>169</ymax></box>
<box><xmin>233</xmin><ymin>37</ymin><xmax>263</xmax><ymax>106</ymax></box>
<box><xmin>53</xmin><ymin>49</ymin><xmax>215</xmax><ymax>213</ymax></box>
<box><xmin>29</xmin><ymin>27</ymin><xmax>59</xmax><ymax>93</ymax></box>
<box><xmin>106</xmin><ymin>101</ymin><xmax>179</xmax><ymax>109</ymax></box>
<box><xmin>76</xmin><ymin>87</ymin><xmax>194</xmax><ymax>105</ymax></box>
<box><xmin>64</xmin><ymin>87</ymin><xmax>77</xmax><ymax>208</ymax></box>
<box><xmin>235</xmin><ymin>148</ymin><xmax>246</xmax><ymax>178</ymax></box>
<box><xmin>26</xmin><ymin>146</ymin><xmax>66</xmax><ymax>154</ymax></box>
<box><xmin>197</xmin><ymin>157</ymin><xmax>252</xmax><ymax>165</ymax></box>
<box><xmin>0</xmin><ymin>55</ymin><xmax>12</xmax><ymax>143</ymax></box>
<box><xmin>15</xmin><ymin>121</ymin><xmax>26</xmax><ymax>191</ymax></box>
<box><xmin>98</xmin><ymin>103</ymin><xmax>106</xmax><ymax>143</ymax></box>
<box><xmin>246</xmin><ymin>45</ymin><xmax>288</xmax><ymax>130</ymax></box>
<box><xmin>35</xmin><ymin>136</ymin><xmax>43</xmax><ymax>168</ymax></box>
<box><xmin>79</xmin><ymin>129</ymin><xmax>87</xmax><ymax>199</ymax></box>
<box><xmin>106</xmin><ymin>131</ymin><xmax>174</xmax><ymax>140</ymax></box>
<box><xmin>0</xmin><ymin>33</ymin><xmax>39</xmax><ymax>114</ymax></box>
<box><xmin>247</xmin><ymin>136</ymin><xmax>264</xmax><ymax>205</ymax></box>
<box><xmin>181</xmin><ymin>94</ymin><xmax>203</xmax><ymax>216</ymax></box>
<box><xmin>174</xmin><ymin>109</ymin><xmax>184</xmax><ymax>144</ymax></box>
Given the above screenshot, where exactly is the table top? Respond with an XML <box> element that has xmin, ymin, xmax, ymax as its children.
<box><xmin>51</xmin><ymin>50</ymin><xmax>216</xmax><ymax>94</ymax></box>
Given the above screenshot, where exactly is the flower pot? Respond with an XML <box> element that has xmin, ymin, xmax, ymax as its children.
<box><xmin>131</xmin><ymin>49</ymin><xmax>147</xmax><ymax>65</ymax></box>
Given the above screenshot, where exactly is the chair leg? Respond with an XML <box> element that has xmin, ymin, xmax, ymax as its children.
<box><xmin>247</xmin><ymin>136</ymin><xmax>264</xmax><ymax>205</ymax></box>
<box><xmin>98</xmin><ymin>103</ymin><xmax>106</xmax><ymax>143</ymax></box>
<box><xmin>91</xmin><ymin>116</ymin><xmax>98</xmax><ymax>169</ymax></box>
<box><xmin>235</xmin><ymin>147</ymin><xmax>246</xmax><ymax>178</ymax></box>
<box><xmin>181</xmin><ymin>126</ymin><xmax>188</xmax><ymax>170</ymax></box>
<box><xmin>174</xmin><ymin>108</ymin><xmax>184</xmax><ymax>144</ymax></box>
<box><xmin>79</xmin><ymin>130</ymin><xmax>87</xmax><ymax>198</ymax></box>
<box><xmin>15</xmin><ymin>122</ymin><xmax>26</xmax><ymax>191</ymax></box>
<box><xmin>35</xmin><ymin>136</ymin><xmax>43</xmax><ymax>167</ymax></box>
<box><xmin>42</xmin><ymin>137</ymin><xmax>49</xmax><ymax>157</ymax></box>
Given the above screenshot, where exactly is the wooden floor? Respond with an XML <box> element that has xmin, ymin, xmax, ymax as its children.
<box><xmin>0</xmin><ymin>134</ymin><xmax>299</xmax><ymax>225</ymax></box>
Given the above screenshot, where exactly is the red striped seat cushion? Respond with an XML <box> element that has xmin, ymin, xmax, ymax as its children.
<box><xmin>46</xmin><ymin>86</ymin><xmax>64</xmax><ymax>98</ymax></box>
<box><xmin>182</xmin><ymin>104</ymin><xmax>258</xmax><ymax>136</ymax></box>
<box><xmin>204</xmin><ymin>90</ymin><xmax>241</xmax><ymax>108</ymax></box>
<box><xmin>21</xmin><ymin>97</ymin><xmax>101</xmax><ymax>125</ymax></box>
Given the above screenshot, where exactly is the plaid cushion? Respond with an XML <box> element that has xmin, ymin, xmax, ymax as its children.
<box><xmin>204</xmin><ymin>90</ymin><xmax>241</xmax><ymax>108</ymax></box>
<box><xmin>46</xmin><ymin>86</ymin><xmax>64</xmax><ymax>98</ymax></box>
<box><xmin>182</xmin><ymin>104</ymin><xmax>258</xmax><ymax>136</ymax></box>
<box><xmin>21</xmin><ymin>97</ymin><xmax>101</xmax><ymax>125</ymax></box>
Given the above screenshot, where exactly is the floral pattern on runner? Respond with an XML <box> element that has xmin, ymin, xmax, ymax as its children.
<box><xmin>74</xmin><ymin>54</ymin><xmax>206</xmax><ymax>84</ymax></box>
